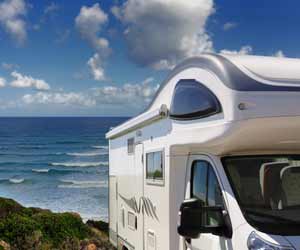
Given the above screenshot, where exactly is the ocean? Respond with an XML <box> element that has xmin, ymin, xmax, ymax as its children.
<box><xmin>0</xmin><ymin>117</ymin><xmax>128</xmax><ymax>221</ymax></box>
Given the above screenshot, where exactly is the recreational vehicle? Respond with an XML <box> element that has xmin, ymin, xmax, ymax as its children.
<box><xmin>106</xmin><ymin>54</ymin><xmax>300</xmax><ymax>250</ymax></box>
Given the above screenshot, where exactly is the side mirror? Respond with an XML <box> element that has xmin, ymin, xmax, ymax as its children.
<box><xmin>177</xmin><ymin>198</ymin><xmax>232</xmax><ymax>239</ymax></box>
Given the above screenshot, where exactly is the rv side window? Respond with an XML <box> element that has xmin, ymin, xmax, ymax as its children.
<box><xmin>127</xmin><ymin>138</ymin><xmax>135</xmax><ymax>154</ymax></box>
<box><xmin>170</xmin><ymin>79</ymin><xmax>221</xmax><ymax>120</ymax></box>
<box><xmin>146</xmin><ymin>151</ymin><xmax>164</xmax><ymax>184</ymax></box>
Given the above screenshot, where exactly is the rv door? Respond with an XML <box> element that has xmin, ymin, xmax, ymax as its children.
<box><xmin>134</xmin><ymin>143</ymin><xmax>145</xmax><ymax>250</ymax></box>
<box><xmin>182</xmin><ymin>155</ymin><xmax>232</xmax><ymax>250</ymax></box>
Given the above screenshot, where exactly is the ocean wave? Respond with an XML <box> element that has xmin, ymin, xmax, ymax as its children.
<box><xmin>9</xmin><ymin>178</ymin><xmax>25</xmax><ymax>184</ymax></box>
<box><xmin>50</xmin><ymin>162</ymin><xmax>108</xmax><ymax>167</ymax></box>
<box><xmin>0</xmin><ymin>178</ymin><xmax>26</xmax><ymax>184</ymax></box>
<box><xmin>55</xmin><ymin>141</ymin><xmax>81</xmax><ymax>145</ymax></box>
<box><xmin>0</xmin><ymin>152</ymin><xmax>65</xmax><ymax>157</ymax></box>
<box><xmin>66</xmin><ymin>151</ymin><xmax>108</xmax><ymax>157</ymax></box>
<box><xmin>58</xmin><ymin>180</ymin><xmax>108</xmax><ymax>189</ymax></box>
<box><xmin>32</xmin><ymin>169</ymin><xmax>50</xmax><ymax>173</ymax></box>
<box><xmin>31</xmin><ymin>168</ymin><xmax>82</xmax><ymax>174</ymax></box>
<box><xmin>91</xmin><ymin>145</ymin><xmax>108</xmax><ymax>150</ymax></box>
<box><xmin>16</xmin><ymin>145</ymin><xmax>45</xmax><ymax>149</ymax></box>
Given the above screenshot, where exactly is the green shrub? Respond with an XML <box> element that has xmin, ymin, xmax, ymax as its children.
<box><xmin>0</xmin><ymin>213</ymin><xmax>41</xmax><ymax>249</ymax></box>
<box><xmin>33</xmin><ymin>212</ymin><xmax>90</xmax><ymax>247</ymax></box>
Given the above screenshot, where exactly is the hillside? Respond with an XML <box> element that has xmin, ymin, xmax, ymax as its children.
<box><xmin>0</xmin><ymin>197</ymin><xmax>115</xmax><ymax>250</ymax></box>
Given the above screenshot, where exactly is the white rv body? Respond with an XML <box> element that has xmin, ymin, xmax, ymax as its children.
<box><xmin>106</xmin><ymin>54</ymin><xmax>300</xmax><ymax>250</ymax></box>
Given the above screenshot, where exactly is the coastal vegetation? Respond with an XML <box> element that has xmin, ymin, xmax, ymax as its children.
<box><xmin>0</xmin><ymin>197</ymin><xmax>115</xmax><ymax>250</ymax></box>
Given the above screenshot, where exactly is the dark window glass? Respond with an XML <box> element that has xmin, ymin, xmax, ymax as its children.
<box><xmin>127</xmin><ymin>138</ymin><xmax>135</xmax><ymax>154</ymax></box>
<box><xmin>170</xmin><ymin>79</ymin><xmax>221</xmax><ymax>120</ymax></box>
<box><xmin>192</xmin><ymin>161</ymin><xmax>208</xmax><ymax>205</ymax></box>
<box><xmin>191</xmin><ymin>161</ymin><xmax>224</xmax><ymax>226</ymax></box>
<box><xmin>223</xmin><ymin>155</ymin><xmax>300</xmax><ymax>235</ymax></box>
<box><xmin>208</xmin><ymin>169</ymin><xmax>223</xmax><ymax>207</ymax></box>
<box><xmin>146</xmin><ymin>151</ymin><xmax>163</xmax><ymax>182</ymax></box>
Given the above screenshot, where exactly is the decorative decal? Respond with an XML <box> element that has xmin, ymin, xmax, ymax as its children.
<box><xmin>119</xmin><ymin>194</ymin><xmax>159</xmax><ymax>221</ymax></box>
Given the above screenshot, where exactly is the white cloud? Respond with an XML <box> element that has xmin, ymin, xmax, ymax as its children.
<box><xmin>273</xmin><ymin>50</ymin><xmax>285</xmax><ymax>58</ymax></box>
<box><xmin>114</xmin><ymin>0</ymin><xmax>215</xmax><ymax>70</ymax></box>
<box><xmin>44</xmin><ymin>2</ymin><xmax>59</xmax><ymax>15</ymax></box>
<box><xmin>22</xmin><ymin>92</ymin><xmax>96</xmax><ymax>107</ymax></box>
<box><xmin>223</xmin><ymin>22</ymin><xmax>237</xmax><ymax>31</ymax></box>
<box><xmin>220</xmin><ymin>45</ymin><xmax>253</xmax><ymax>55</ymax></box>
<box><xmin>1</xmin><ymin>62</ymin><xmax>19</xmax><ymax>70</ymax></box>
<box><xmin>87</xmin><ymin>53</ymin><xmax>106</xmax><ymax>81</ymax></box>
<box><xmin>111</xmin><ymin>6</ymin><xmax>122</xmax><ymax>20</ymax></box>
<box><xmin>0</xmin><ymin>77</ymin><xmax>6</xmax><ymax>87</ymax></box>
<box><xmin>0</xmin><ymin>0</ymin><xmax>27</xmax><ymax>45</ymax></box>
<box><xmin>10</xmin><ymin>71</ymin><xmax>50</xmax><ymax>90</ymax></box>
<box><xmin>93</xmin><ymin>79</ymin><xmax>159</xmax><ymax>105</ymax></box>
<box><xmin>75</xmin><ymin>3</ymin><xmax>110</xmax><ymax>54</ymax></box>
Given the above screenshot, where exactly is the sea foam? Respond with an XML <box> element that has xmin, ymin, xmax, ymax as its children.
<box><xmin>9</xmin><ymin>178</ymin><xmax>25</xmax><ymax>184</ymax></box>
<box><xmin>66</xmin><ymin>151</ymin><xmax>107</xmax><ymax>157</ymax></box>
<box><xmin>50</xmin><ymin>162</ymin><xmax>108</xmax><ymax>167</ymax></box>
<box><xmin>58</xmin><ymin>180</ymin><xmax>108</xmax><ymax>189</ymax></box>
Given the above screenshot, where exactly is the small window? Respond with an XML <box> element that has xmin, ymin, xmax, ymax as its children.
<box><xmin>170</xmin><ymin>79</ymin><xmax>221</xmax><ymax>120</ymax></box>
<box><xmin>146</xmin><ymin>151</ymin><xmax>164</xmax><ymax>184</ymax></box>
<box><xmin>127</xmin><ymin>138</ymin><xmax>135</xmax><ymax>154</ymax></box>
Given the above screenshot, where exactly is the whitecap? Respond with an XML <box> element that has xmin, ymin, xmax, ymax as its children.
<box><xmin>9</xmin><ymin>178</ymin><xmax>25</xmax><ymax>184</ymax></box>
<box><xmin>32</xmin><ymin>169</ymin><xmax>50</xmax><ymax>173</ymax></box>
<box><xmin>50</xmin><ymin>162</ymin><xmax>108</xmax><ymax>167</ymax></box>
<box><xmin>58</xmin><ymin>180</ymin><xmax>108</xmax><ymax>189</ymax></box>
<box><xmin>91</xmin><ymin>145</ymin><xmax>108</xmax><ymax>150</ymax></box>
<box><xmin>66</xmin><ymin>151</ymin><xmax>108</xmax><ymax>157</ymax></box>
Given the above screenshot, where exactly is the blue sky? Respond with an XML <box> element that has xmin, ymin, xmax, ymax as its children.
<box><xmin>0</xmin><ymin>0</ymin><xmax>298</xmax><ymax>116</ymax></box>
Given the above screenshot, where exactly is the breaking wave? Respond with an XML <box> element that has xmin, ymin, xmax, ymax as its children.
<box><xmin>0</xmin><ymin>178</ymin><xmax>26</xmax><ymax>184</ymax></box>
<box><xmin>50</xmin><ymin>162</ymin><xmax>108</xmax><ymax>167</ymax></box>
<box><xmin>32</xmin><ymin>169</ymin><xmax>50</xmax><ymax>173</ymax></box>
<box><xmin>91</xmin><ymin>145</ymin><xmax>108</xmax><ymax>150</ymax></box>
<box><xmin>9</xmin><ymin>178</ymin><xmax>25</xmax><ymax>184</ymax></box>
<box><xmin>58</xmin><ymin>180</ymin><xmax>108</xmax><ymax>189</ymax></box>
<box><xmin>66</xmin><ymin>151</ymin><xmax>107</xmax><ymax>157</ymax></box>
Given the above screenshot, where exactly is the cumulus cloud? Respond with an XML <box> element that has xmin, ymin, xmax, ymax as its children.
<box><xmin>0</xmin><ymin>77</ymin><xmax>6</xmax><ymax>87</ymax></box>
<box><xmin>87</xmin><ymin>53</ymin><xmax>106</xmax><ymax>81</ymax></box>
<box><xmin>223</xmin><ymin>22</ymin><xmax>237</xmax><ymax>31</ymax></box>
<box><xmin>0</xmin><ymin>0</ymin><xmax>27</xmax><ymax>45</ymax></box>
<box><xmin>92</xmin><ymin>78</ymin><xmax>159</xmax><ymax>105</ymax></box>
<box><xmin>21</xmin><ymin>77</ymin><xmax>158</xmax><ymax>111</ymax></box>
<box><xmin>273</xmin><ymin>50</ymin><xmax>285</xmax><ymax>58</ymax></box>
<box><xmin>220</xmin><ymin>45</ymin><xmax>253</xmax><ymax>55</ymax></box>
<box><xmin>10</xmin><ymin>71</ymin><xmax>50</xmax><ymax>90</ymax></box>
<box><xmin>75</xmin><ymin>3</ymin><xmax>110</xmax><ymax>54</ymax></box>
<box><xmin>113</xmin><ymin>0</ymin><xmax>215</xmax><ymax>70</ymax></box>
<box><xmin>22</xmin><ymin>92</ymin><xmax>96</xmax><ymax>107</ymax></box>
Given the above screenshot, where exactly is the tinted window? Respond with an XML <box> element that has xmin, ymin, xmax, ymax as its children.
<box><xmin>192</xmin><ymin>161</ymin><xmax>208</xmax><ymax>205</ymax></box>
<box><xmin>208</xmin><ymin>168</ymin><xmax>223</xmax><ymax>207</ymax></box>
<box><xmin>192</xmin><ymin>161</ymin><xmax>224</xmax><ymax>226</ymax></box>
<box><xmin>170</xmin><ymin>79</ymin><xmax>221</xmax><ymax>120</ymax></box>
<box><xmin>146</xmin><ymin>151</ymin><xmax>164</xmax><ymax>183</ymax></box>
<box><xmin>223</xmin><ymin>156</ymin><xmax>300</xmax><ymax>235</ymax></box>
<box><xmin>127</xmin><ymin>138</ymin><xmax>135</xmax><ymax>154</ymax></box>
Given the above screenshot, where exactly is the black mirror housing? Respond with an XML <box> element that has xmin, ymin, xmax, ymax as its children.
<box><xmin>177</xmin><ymin>198</ymin><xmax>232</xmax><ymax>239</ymax></box>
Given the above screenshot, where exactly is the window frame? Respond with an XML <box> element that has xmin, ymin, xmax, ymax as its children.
<box><xmin>170</xmin><ymin>79</ymin><xmax>222</xmax><ymax>121</ymax></box>
<box><xmin>145</xmin><ymin>149</ymin><xmax>165</xmax><ymax>186</ymax></box>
